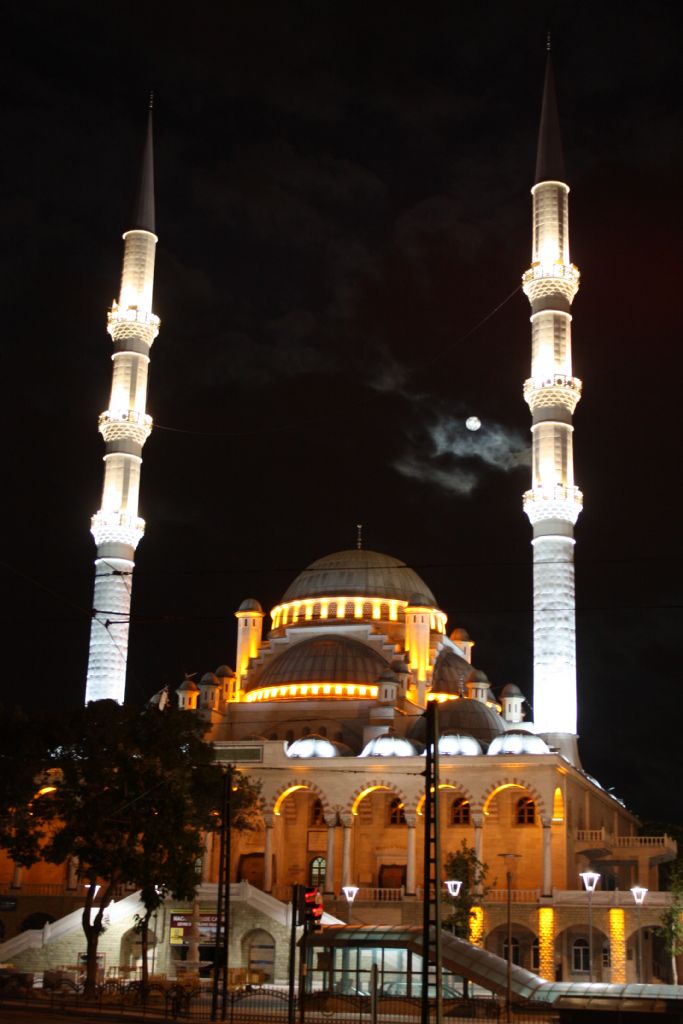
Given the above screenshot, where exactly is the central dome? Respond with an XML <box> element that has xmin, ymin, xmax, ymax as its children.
<box><xmin>281</xmin><ymin>549</ymin><xmax>437</xmax><ymax>605</ymax></box>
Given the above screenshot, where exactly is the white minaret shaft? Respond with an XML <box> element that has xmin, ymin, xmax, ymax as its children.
<box><xmin>522</xmin><ymin>49</ymin><xmax>582</xmax><ymax>757</ymax></box>
<box><xmin>85</xmin><ymin>101</ymin><xmax>160</xmax><ymax>704</ymax></box>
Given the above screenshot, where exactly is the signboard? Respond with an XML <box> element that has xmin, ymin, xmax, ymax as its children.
<box><xmin>0</xmin><ymin>897</ymin><xmax>18</xmax><ymax>912</ymax></box>
<box><xmin>169</xmin><ymin>912</ymin><xmax>218</xmax><ymax>946</ymax></box>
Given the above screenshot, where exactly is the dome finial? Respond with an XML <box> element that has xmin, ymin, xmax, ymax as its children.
<box><xmin>356</xmin><ymin>523</ymin><xmax>363</xmax><ymax>549</ymax></box>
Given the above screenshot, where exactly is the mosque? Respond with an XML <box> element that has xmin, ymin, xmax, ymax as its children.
<box><xmin>0</xmin><ymin>51</ymin><xmax>678</xmax><ymax>989</ymax></box>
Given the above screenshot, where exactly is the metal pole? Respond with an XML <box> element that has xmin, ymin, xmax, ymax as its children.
<box><xmin>211</xmin><ymin>771</ymin><xmax>228</xmax><ymax>1021</ymax></box>
<box><xmin>370</xmin><ymin>962</ymin><xmax>379</xmax><ymax>1024</ymax></box>
<box><xmin>587</xmin><ymin>891</ymin><xmax>593</xmax><ymax>984</ymax></box>
<box><xmin>221</xmin><ymin>766</ymin><xmax>233</xmax><ymax>1021</ymax></box>
<box><xmin>288</xmin><ymin>886</ymin><xmax>299</xmax><ymax>1024</ymax></box>
<box><xmin>507</xmin><ymin>870</ymin><xmax>512</xmax><ymax>1023</ymax></box>
<box><xmin>420</xmin><ymin>701</ymin><xmax>442</xmax><ymax>1024</ymax></box>
<box><xmin>637</xmin><ymin>903</ymin><xmax>643</xmax><ymax>983</ymax></box>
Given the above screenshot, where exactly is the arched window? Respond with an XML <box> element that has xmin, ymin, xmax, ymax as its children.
<box><xmin>572</xmin><ymin>938</ymin><xmax>590</xmax><ymax>972</ymax></box>
<box><xmin>389</xmin><ymin>797</ymin><xmax>406</xmax><ymax>826</ymax></box>
<box><xmin>309</xmin><ymin>856</ymin><xmax>326</xmax><ymax>888</ymax></box>
<box><xmin>516</xmin><ymin>797</ymin><xmax>536</xmax><ymax>825</ymax></box>
<box><xmin>310</xmin><ymin>798</ymin><xmax>324</xmax><ymax>826</ymax></box>
<box><xmin>451</xmin><ymin>797</ymin><xmax>471</xmax><ymax>825</ymax></box>
<box><xmin>502</xmin><ymin>936</ymin><xmax>520</xmax><ymax>965</ymax></box>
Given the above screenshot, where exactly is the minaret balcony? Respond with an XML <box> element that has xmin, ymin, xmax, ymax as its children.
<box><xmin>91</xmin><ymin>510</ymin><xmax>145</xmax><ymax>549</ymax></box>
<box><xmin>107</xmin><ymin>305</ymin><xmax>160</xmax><ymax>346</ymax></box>
<box><xmin>99</xmin><ymin>409</ymin><xmax>153</xmax><ymax>446</ymax></box>
<box><xmin>523</xmin><ymin>484</ymin><xmax>583</xmax><ymax>526</ymax></box>
<box><xmin>522</xmin><ymin>262</ymin><xmax>580</xmax><ymax>304</ymax></box>
<box><xmin>523</xmin><ymin>374</ymin><xmax>582</xmax><ymax>414</ymax></box>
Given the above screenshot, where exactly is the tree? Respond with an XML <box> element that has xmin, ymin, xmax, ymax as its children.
<box><xmin>0</xmin><ymin>700</ymin><xmax>259</xmax><ymax>996</ymax></box>
<box><xmin>443</xmin><ymin>839</ymin><xmax>490</xmax><ymax>997</ymax></box>
<box><xmin>658</xmin><ymin>862</ymin><xmax>683</xmax><ymax>984</ymax></box>
<box><xmin>0</xmin><ymin>706</ymin><xmax>55</xmax><ymax>868</ymax></box>
<box><xmin>443</xmin><ymin>839</ymin><xmax>491</xmax><ymax>940</ymax></box>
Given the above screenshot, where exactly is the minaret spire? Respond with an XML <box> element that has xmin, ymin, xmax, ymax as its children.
<box><xmin>132</xmin><ymin>92</ymin><xmax>155</xmax><ymax>233</ymax></box>
<box><xmin>85</xmin><ymin>99</ymin><xmax>161</xmax><ymax>704</ymax></box>
<box><xmin>522</xmin><ymin>47</ymin><xmax>582</xmax><ymax>763</ymax></box>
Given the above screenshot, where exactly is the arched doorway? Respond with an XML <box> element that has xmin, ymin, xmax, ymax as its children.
<box><xmin>120</xmin><ymin>926</ymin><xmax>159</xmax><ymax>975</ymax></box>
<box><xmin>242</xmin><ymin>929</ymin><xmax>275</xmax><ymax>982</ymax></box>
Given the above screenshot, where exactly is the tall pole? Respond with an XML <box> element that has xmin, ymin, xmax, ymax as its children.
<box><xmin>580</xmin><ymin>872</ymin><xmax>600</xmax><ymax>984</ymax></box>
<box><xmin>421</xmin><ymin>701</ymin><xmax>442</xmax><ymax>1024</ymax></box>
<box><xmin>211</xmin><ymin>767</ymin><xmax>233</xmax><ymax>1021</ymax></box>
<box><xmin>631</xmin><ymin>887</ymin><xmax>648</xmax><ymax>983</ymax></box>
<box><xmin>498</xmin><ymin>853</ymin><xmax>520</xmax><ymax>1021</ymax></box>
<box><xmin>85</xmin><ymin>96</ymin><xmax>160</xmax><ymax>704</ymax></box>
<box><xmin>287</xmin><ymin>885</ymin><xmax>300</xmax><ymax>1024</ymax></box>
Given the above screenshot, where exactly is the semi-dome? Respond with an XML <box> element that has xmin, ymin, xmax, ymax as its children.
<box><xmin>286</xmin><ymin>735</ymin><xmax>350</xmax><ymax>758</ymax></box>
<box><xmin>360</xmin><ymin>734</ymin><xmax>420</xmax><ymax>757</ymax></box>
<box><xmin>488</xmin><ymin>731</ymin><xmax>550</xmax><ymax>756</ymax></box>
<box><xmin>247</xmin><ymin>635</ymin><xmax>389</xmax><ymax>692</ymax></box>
<box><xmin>438</xmin><ymin>733</ymin><xmax>483</xmax><ymax>756</ymax></box>
<box><xmin>430</xmin><ymin>649</ymin><xmax>471</xmax><ymax>697</ymax></box>
<box><xmin>408</xmin><ymin>697</ymin><xmax>505</xmax><ymax>746</ymax></box>
<box><xmin>280</xmin><ymin>549</ymin><xmax>437</xmax><ymax>605</ymax></box>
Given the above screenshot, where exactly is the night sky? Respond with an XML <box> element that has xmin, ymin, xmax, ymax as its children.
<box><xmin>2</xmin><ymin>2</ymin><xmax>681</xmax><ymax>822</ymax></box>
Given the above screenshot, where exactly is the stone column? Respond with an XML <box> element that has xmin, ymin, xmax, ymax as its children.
<box><xmin>324</xmin><ymin>811</ymin><xmax>338</xmax><ymax>895</ymax></box>
<box><xmin>201</xmin><ymin>831</ymin><xmax>214</xmax><ymax>883</ymax></box>
<box><xmin>340</xmin><ymin>812</ymin><xmax>354</xmax><ymax>888</ymax></box>
<box><xmin>66</xmin><ymin>856</ymin><xmax>79</xmax><ymax>890</ymax></box>
<box><xmin>473</xmin><ymin>815</ymin><xmax>484</xmax><ymax>893</ymax></box>
<box><xmin>405</xmin><ymin>813</ymin><xmax>417</xmax><ymax>895</ymax></box>
<box><xmin>263</xmin><ymin>812</ymin><xmax>275</xmax><ymax>893</ymax></box>
<box><xmin>542</xmin><ymin>819</ymin><xmax>553</xmax><ymax>896</ymax></box>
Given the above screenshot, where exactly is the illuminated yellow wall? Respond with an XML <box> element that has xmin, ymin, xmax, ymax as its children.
<box><xmin>538</xmin><ymin>907</ymin><xmax>555</xmax><ymax>980</ymax></box>
<box><xmin>469</xmin><ymin>906</ymin><xmax>484</xmax><ymax>947</ymax></box>
<box><xmin>609</xmin><ymin>908</ymin><xmax>626</xmax><ymax>983</ymax></box>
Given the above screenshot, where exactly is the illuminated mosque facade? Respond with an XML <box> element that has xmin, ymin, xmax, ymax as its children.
<box><xmin>0</xmin><ymin>51</ymin><xmax>678</xmax><ymax>987</ymax></box>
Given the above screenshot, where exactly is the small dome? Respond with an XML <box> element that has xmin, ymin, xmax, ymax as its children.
<box><xmin>200</xmin><ymin>672</ymin><xmax>219</xmax><ymax>686</ymax></box>
<box><xmin>360</xmin><ymin>734</ymin><xmax>420</xmax><ymax>757</ymax></box>
<box><xmin>378</xmin><ymin>668</ymin><xmax>398</xmax><ymax>683</ymax></box>
<box><xmin>467</xmin><ymin>669</ymin><xmax>489</xmax><ymax>683</ymax></box>
<box><xmin>500</xmin><ymin>683</ymin><xmax>523</xmax><ymax>698</ymax></box>
<box><xmin>488</xmin><ymin>731</ymin><xmax>550</xmax><ymax>756</ymax></box>
<box><xmin>177</xmin><ymin>676</ymin><xmax>199</xmax><ymax>693</ymax></box>
<box><xmin>237</xmin><ymin>598</ymin><xmax>263</xmax><ymax>613</ymax></box>
<box><xmin>406</xmin><ymin>592</ymin><xmax>434</xmax><ymax>607</ymax></box>
<box><xmin>408</xmin><ymin>697</ymin><xmax>505</xmax><ymax>746</ymax></box>
<box><xmin>431</xmin><ymin>649</ymin><xmax>471</xmax><ymax>697</ymax></box>
<box><xmin>450</xmin><ymin>627</ymin><xmax>471</xmax><ymax>643</ymax></box>
<box><xmin>286</xmin><ymin>735</ymin><xmax>347</xmax><ymax>758</ymax></box>
<box><xmin>215</xmin><ymin>665</ymin><xmax>235</xmax><ymax>678</ymax></box>
<box><xmin>390</xmin><ymin>658</ymin><xmax>410</xmax><ymax>675</ymax></box>
<box><xmin>438</xmin><ymin>733</ymin><xmax>483</xmax><ymax>756</ymax></box>
<box><xmin>280</xmin><ymin>549</ymin><xmax>437</xmax><ymax>605</ymax></box>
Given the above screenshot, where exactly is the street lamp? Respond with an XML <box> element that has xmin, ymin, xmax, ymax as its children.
<box><xmin>579</xmin><ymin>871</ymin><xmax>601</xmax><ymax>983</ymax></box>
<box><xmin>631</xmin><ymin>886</ymin><xmax>648</xmax><ymax>982</ymax></box>
<box><xmin>498</xmin><ymin>853</ymin><xmax>521</xmax><ymax>1022</ymax></box>
<box><xmin>342</xmin><ymin>885</ymin><xmax>359</xmax><ymax>925</ymax></box>
<box><xmin>445</xmin><ymin>880</ymin><xmax>462</xmax><ymax>898</ymax></box>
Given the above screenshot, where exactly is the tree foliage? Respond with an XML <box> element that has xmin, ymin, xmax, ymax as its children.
<box><xmin>0</xmin><ymin>700</ymin><xmax>259</xmax><ymax>994</ymax></box>
<box><xmin>443</xmin><ymin>839</ymin><xmax>490</xmax><ymax>940</ymax></box>
<box><xmin>658</xmin><ymin>861</ymin><xmax>683</xmax><ymax>984</ymax></box>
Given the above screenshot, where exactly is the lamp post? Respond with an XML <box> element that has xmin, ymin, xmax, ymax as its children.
<box><xmin>212</xmin><ymin>765</ymin><xmax>233</xmax><ymax>1022</ymax></box>
<box><xmin>342</xmin><ymin>885</ymin><xmax>359</xmax><ymax>924</ymax></box>
<box><xmin>579</xmin><ymin>871</ymin><xmax>600</xmax><ymax>983</ymax></box>
<box><xmin>498</xmin><ymin>853</ymin><xmax>521</xmax><ymax>1022</ymax></box>
<box><xmin>631</xmin><ymin>886</ymin><xmax>648</xmax><ymax>983</ymax></box>
<box><xmin>445</xmin><ymin>880</ymin><xmax>462</xmax><ymax>899</ymax></box>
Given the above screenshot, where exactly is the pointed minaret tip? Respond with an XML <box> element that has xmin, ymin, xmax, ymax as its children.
<box><xmin>131</xmin><ymin>95</ymin><xmax>156</xmax><ymax>233</ymax></box>
<box><xmin>534</xmin><ymin>41</ymin><xmax>565</xmax><ymax>185</ymax></box>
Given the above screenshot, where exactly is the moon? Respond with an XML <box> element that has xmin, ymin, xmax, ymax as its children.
<box><xmin>466</xmin><ymin>416</ymin><xmax>481</xmax><ymax>431</ymax></box>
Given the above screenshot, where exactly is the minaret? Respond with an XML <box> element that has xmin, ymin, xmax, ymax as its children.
<box><xmin>522</xmin><ymin>43</ymin><xmax>582</xmax><ymax>763</ymax></box>
<box><xmin>84</xmin><ymin>98</ymin><xmax>160</xmax><ymax>704</ymax></box>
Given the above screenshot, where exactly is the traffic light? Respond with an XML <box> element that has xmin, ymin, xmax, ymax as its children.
<box><xmin>302</xmin><ymin>885</ymin><xmax>323</xmax><ymax>932</ymax></box>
